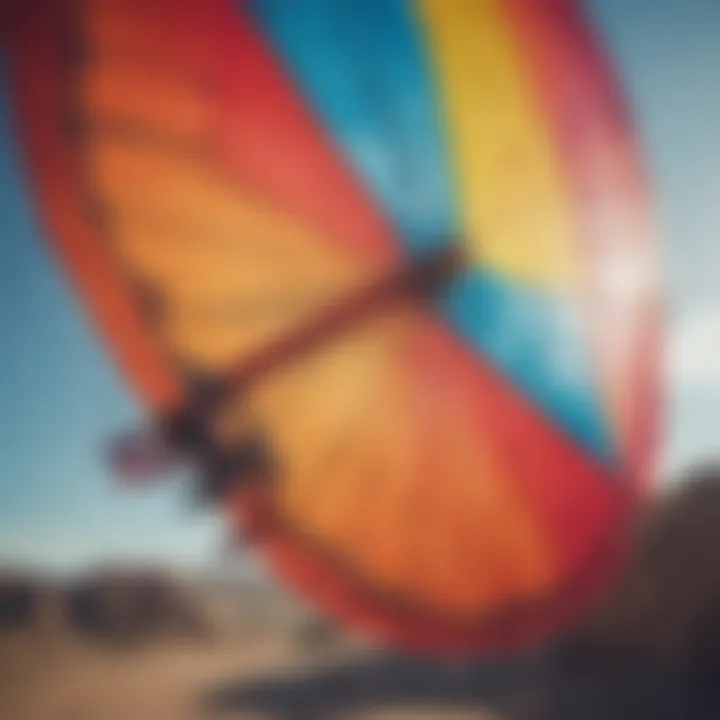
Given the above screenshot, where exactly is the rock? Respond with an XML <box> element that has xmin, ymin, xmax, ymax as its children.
<box><xmin>531</xmin><ymin>465</ymin><xmax>720</xmax><ymax>719</ymax></box>
<box><xmin>64</xmin><ymin>568</ymin><xmax>212</xmax><ymax>645</ymax></box>
<box><xmin>0</xmin><ymin>574</ymin><xmax>39</xmax><ymax>632</ymax></box>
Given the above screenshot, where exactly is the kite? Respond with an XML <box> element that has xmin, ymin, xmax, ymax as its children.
<box><xmin>2</xmin><ymin>0</ymin><xmax>661</xmax><ymax>653</ymax></box>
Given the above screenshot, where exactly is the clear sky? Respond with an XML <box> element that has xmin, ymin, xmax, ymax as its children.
<box><xmin>1</xmin><ymin>0</ymin><xmax>720</xmax><ymax>572</ymax></box>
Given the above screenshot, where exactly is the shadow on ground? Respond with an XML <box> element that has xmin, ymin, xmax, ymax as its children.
<box><xmin>203</xmin><ymin>651</ymin><xmax>543</xmax><ymax>719</ymax></box>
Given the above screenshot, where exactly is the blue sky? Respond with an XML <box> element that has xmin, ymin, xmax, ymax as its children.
<box><xmin>0</xmin><ymin>68</ymin><xmax>221</xmax><ymax>571</ymax></box>
<box><xmin>1</xmin><ymin>0</ymin><xmax>720</xmax><ymax>572</ymax></box>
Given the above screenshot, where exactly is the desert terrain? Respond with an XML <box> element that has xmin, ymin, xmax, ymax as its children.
<box><xmin>0</xmin><ymin>568</ymin><xmax>510</xmax><ymax>719</ymax></box>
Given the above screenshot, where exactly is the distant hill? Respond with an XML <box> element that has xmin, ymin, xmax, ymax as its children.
<box><xmin>0</xmin><ymin>562</ymin><xmax>348</xmax><ymax>654</ymax></box>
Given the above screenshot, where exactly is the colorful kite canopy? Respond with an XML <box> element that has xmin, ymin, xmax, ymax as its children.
<box><xmin>2</xmin><ymin>0</ymin><xmax>660</xmax><ymax>653</ymax></box>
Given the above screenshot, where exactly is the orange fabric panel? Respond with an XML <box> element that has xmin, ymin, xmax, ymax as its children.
<box><xmin>10</xmin><ymin>4</ymin><xmax>180</xmax><ymax>408</ymax></box>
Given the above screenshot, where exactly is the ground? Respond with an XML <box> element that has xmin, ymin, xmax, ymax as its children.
<box><xmin>0</xmin><ymin>574</ymin><xmax>507</xmax><ymax>719</ymax></box>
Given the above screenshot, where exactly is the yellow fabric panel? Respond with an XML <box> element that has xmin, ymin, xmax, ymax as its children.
<box><xmin>417</xmin><ymin>0</ymin><xmax>578</xmax><ymax>286</ymax></box>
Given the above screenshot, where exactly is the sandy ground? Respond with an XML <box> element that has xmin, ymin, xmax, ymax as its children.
<box><xmin>0</xmin><ymin>630</ymin><xmax>504</xmax><ymax>719</ymax></box>
<box><xmin>0</xmin><ymin>634</ymin><xmax>290</xmax><ymax>719</ymax></box>
<box><xmin>0</xmin><ymin>572</ymin><xmax>517</xmax><ymax>718</ymax></box>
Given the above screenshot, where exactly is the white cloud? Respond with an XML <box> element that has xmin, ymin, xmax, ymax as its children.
<box><xmin>670</xmin><ymin>307</ymin><xmax>720</xmax><ymax>390</ymax></box>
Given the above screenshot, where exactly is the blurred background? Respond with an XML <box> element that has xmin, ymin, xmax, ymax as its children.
<box><xmin>2</xmin><ymin>0</ymin><xmax>720</xmax><ymax>718</ymax></box>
